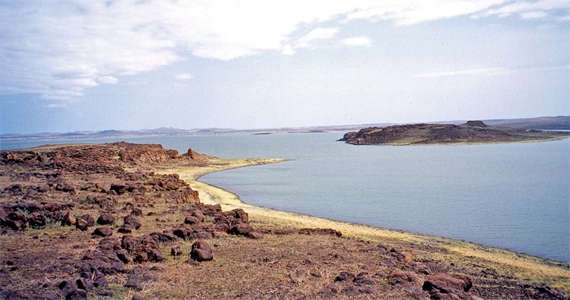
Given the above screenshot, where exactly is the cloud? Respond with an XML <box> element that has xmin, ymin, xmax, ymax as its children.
<box><xmin>175</xmin><ymin>73</ymin><xmax>193</xmax><ymax>81</ymax></box>
<box><xmin>97</xmin><ymin>76</ymin><xmax>118</xmax><ymax>84</ymax></box>
<box><xmin>341</xmin><ymin>36</ymin><xmax>372</xmax><ymax>47</ymax></box>
<box><xmin>1</xmin><ymin>0</ymin><xmax>568</xmax><ymax>100</ymax></box>
<box><xmin>415</xmin><ymin>65</ymin><xmax>570</xmax><ymax>78</ymax></box>
<box><xmin>415</xmin><ymin>67</ymin><xmax>508</xmax><ymax>78</ymax></box>
<box><xmin>295</xmin><ymin>27</ymin><xmax>339</xmax><ymax>49</ymax></box>
<box><xmin>482</xmin><ymin>0</ymin><xmax>570</xmax><ymax>19</ymax></box>
<box><xmin>520</xmin><ymin>11</ymin><xmax>548</xmax><ymax>19</ymax></box>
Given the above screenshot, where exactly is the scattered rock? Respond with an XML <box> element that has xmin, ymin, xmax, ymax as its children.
<box><xmin>246</xmin><ymin>231</ymin><xmax>263</xmax><ymax>239</ymax></box>
<box><xmin>422</xmin><ymin>273</ymin><xmax>472</xmax><ymax>299</ymax></box>
<box><xmin>78</xmin><ymin>214</ymin><xmax>95</xmax><ymax>227</ymax></box>
<box><xmin>230</xmin><ymin>223</ymin><xmax>253</xmax><ymax>236</ymax></box>
<box><xmin>335</xmin><ymin>271</ymin><xmax>355</xmax><ymax>282</ymax></box>
<box><xmin>96</xmin><ymin>214</ymin><xmax>115</xmax><ymax>225</ymax></box>
<box><xmin>61</xmin><ymin>211</ymin><xmax>76</xmax><ymax>226</ymax></box>
<box><xmin>118</xmin><ymin>224</ymin><xmax>133</xmax><ymax>234</ymax></box>
<box><xmin>124</xmin><ymin>275</ymin><xmax>142</xmax><ymax>290</ymax></box>
<box><xmin>387</xmin><ymin>269</ymin><xmax>418</xmax><ymax>286</ymax></box>
<box><xmin>190</xmin><ymin>240</ymin><xmax>213</xmax><ymax>262</ymax></box>
<box><xmin>123</xmin><ymin>215</ymin><xmax>142</xmax><ymax>230</ymax></box>
<box><xmin>171</xmin><ymin>246</ymin><xmax>183</xmax><ymax>257</ymax></box>
<box><xmin>75</xmin><ymin>218</ymin><xmax>89</xmax><ymax>231</ymax></box>
<box><xmin>184</xmin><ymin>215</ymin><xmax>200</xmax><ymax>225</ymax></box>
<box><xmin>190</xmin><ymin>209</ymin><xmax>204</xmax><ymax>222</ymax></box>
<box><xmin>110</xmin><ymin>184</ymin><xmax>128</xmax><ymax>195</ymax></box>
<box><xmin>92</xmin><ymin>227</ymin><xmax>113</xmax><ymax>237</ymax></box>
<box><xmin>27</xmin><ymin>212</ymin><xmax>47</xmax><ymax>228</ymax></box>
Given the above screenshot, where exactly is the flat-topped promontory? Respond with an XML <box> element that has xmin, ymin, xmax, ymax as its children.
<box><xmin>338</xmin><ymin>121</ymin><xmax>569</xmax><ymax>145</ymax></box>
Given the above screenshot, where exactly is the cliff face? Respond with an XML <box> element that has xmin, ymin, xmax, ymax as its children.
<box><xmin>338</xmin><ymin>121</ymin><xmax>566</xmax><ymax>145</ymax></box>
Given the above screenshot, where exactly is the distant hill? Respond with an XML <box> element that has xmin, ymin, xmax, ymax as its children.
<box><xmin>338</xmin><ymin>120</ymin><xmax>570</xmax><ymax>145</ymax></box>
<box><xmin>1</xmin><ymin>116</ymin><xmax>567</xmax><ymax>142</ymax></box>
<box><xmin>483</xmin><ymin>116</ymin><xmax>570</xmax><ymax>130</ymax></box>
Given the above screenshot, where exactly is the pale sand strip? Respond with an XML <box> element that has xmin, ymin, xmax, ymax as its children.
<box><xmin>158</xmin><ymin>157</ymin><xmax>570</xmax><ymax>282</ymax></box>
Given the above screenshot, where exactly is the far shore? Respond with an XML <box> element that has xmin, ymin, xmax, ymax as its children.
<box><xmin>158</xmin><ymin>156</ymin><xmax>570</xmax><ymax>292</ymax></box>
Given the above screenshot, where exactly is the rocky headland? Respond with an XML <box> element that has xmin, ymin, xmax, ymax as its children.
<box><xmin>0</xmin><ymin>142</ymin><xmax>568</xmax><ymax>299</ymax></box>
<box><xmin>339</xmin><ymin>121</ymin><xmax>569</xmax><ymax>145</ymax></box>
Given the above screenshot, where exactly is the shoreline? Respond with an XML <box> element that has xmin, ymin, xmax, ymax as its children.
<box><xmin>160</xmin><ymin>156</ymin><xmax>570</xmax><ymax>291</ymax></box>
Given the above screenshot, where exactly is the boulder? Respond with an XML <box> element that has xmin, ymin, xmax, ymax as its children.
<box><xmin>230</xmin><ymin>223</ymin><xmax>253</xmax><ymax>236</ymax></box>
<box><xmin>92</xmin><ymin>227</ymin><xmax>113</xmax><ymax>237</ymax></box>
<box><xmin>171</xmin><ymin>246</ymin><xmax>183</xmax><ymax>257</ymax></box>
<box><xmin>110</xmin><ymin>184</ymin><xmax>128</xmax><ymax>195</ymax></box>
<box><xmin>190</xmin><ymin>209</ymin><xmax>205</xmax><ymax>222</ymax></box>
<box><xmin>96</xmin><ymin>214</ymin><xmax>115</xmax><ymax>225</ymax></box>
<box><xmin>190</xmin><ymin>240</ymin><xmax>213</xmax><ymax>262</ymax></box>
<box><xmin>335</xmin><ymin>271</ymin><xmax>355</xmax><ymax>282</ymax></box>
<box><xmin>78</xmin><ymin>214</ymin><xmax>95</xmax><ymax>227</ymax></box>
<box><xmin>422</xmin><ymin>273</ymin><xmax>472</xmax><ymax>299</ymax></box>
<box><xmin>123</xmin><ymin>215</ymin><xmax>142</xmax><ymax>230</ymax></box>
<box><xmin>184</xmin><ymin>215</ymin><xmax>200</xmax><ymax>225</ymax></box>
<box><xmin>26</xmin><ymin>212</ymin><xmax>47</xmax><ymax>228</ymax></box>
<box><xmin>118</xmin><ymin>225</ymin><xmax>133</xmax><ymax>234</ymax></box>
<box><xmin>61</xmin><ymin>211</ymin><xmax>76</xmax><ymax>226</ymax></box>
<box><xmin>246</xmin><ymin>231</ymin><xmax>263</xmax><ymax>239</ymax></box>
<box><xmin>387</xmin><ymin>269</ymin><xmax>418</xmax><ymax>286</ymax></box>
<box><xmin>75</xmin><ymin>218</ymin><xmax>89</xmax><ymax>231</ymax></box>
<box><xmin>124</xmin><ymin>275</ymin><xmax>142</xmax><ymax>290</ymax></box>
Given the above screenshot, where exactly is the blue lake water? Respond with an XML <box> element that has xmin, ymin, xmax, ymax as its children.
<box><xmin>2</xmin><ymin>133</ymin><xmax>569</xmax><ymax>263</ymax></box>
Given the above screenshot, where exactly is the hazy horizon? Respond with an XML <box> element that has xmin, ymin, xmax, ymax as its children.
<box><xmin>1</xmin><ymin>1</ymin><xmax>569</xmax><ymax>134</ymax></box>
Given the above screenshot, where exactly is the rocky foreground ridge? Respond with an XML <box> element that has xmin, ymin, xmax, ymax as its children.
<box><xmin>0</xmin><ymin>143</ymin><xmax>567</xmax><ymax>299</ymax></box>
<box><xmin>339</xmin><ymin>121</ymin><xmax>569</xmax><ymax>145</ymax></box>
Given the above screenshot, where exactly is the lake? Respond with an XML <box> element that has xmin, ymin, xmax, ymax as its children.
<box><xmin>2</xmin><ymin>133</ymin><xmax>569</xmax><ymax>263</ymax></box>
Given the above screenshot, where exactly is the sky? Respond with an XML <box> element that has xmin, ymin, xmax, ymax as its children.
<box><xmin>0</xmin><ymin>0</ymin><xmax>569</xmax><ymax>134</ymax></box>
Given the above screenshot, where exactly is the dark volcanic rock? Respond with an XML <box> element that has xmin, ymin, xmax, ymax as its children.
<box><xmin>96</xmin><ymin>213</ymin><xmax>115</xmax><ymax>225</ymax></box>
<box><xmin>92</xmin><ymin>227</ymin><xmax>113</xmax><ymax>237</ymax></box>
<box><xmin>75</xmin><ymin>218</ymin><xmax>89</xmax><ymax>231</ymax></box>
<box><xmin>230</xmin><ymin>223</ymin><xmax>253</xmax><ymax>235</ymax></box>
<box><xmin>124</xmin><ymin>275</ymin><xmax>142</xmax><ymax>290</ymax></box>
<box><xmin>123</xmin><ymin>215</ymin><xmax>142</xmax><ymax>230</ymax></box>
<box><xmin>190</xmin><ymin>209</ymin><xmax>205</xmax><ymax>222</ymax></box>
<box><xmin>190</xmin><ymin>240</ymin><xmax>213</xmax><ymax>262</ymax></box>
<box><xmin>27</xmin><ymin>212</ymin><xmax>47</xmax><ymax>228</ymax></box>
<box><xmin>184</xmin><ymin>215</ymin><xmax>200</xmax><ymax>225</ymax></box>
<box><xmin>78</xmin><ymin>214</ymin><xmax>95</xmax><ymax>227</ymax></box>
<box><xmin>422</xmin><ymin>272</ymin><xmax>473</xmax><ymax>299</ymax></box>
<box><xmin>61</xmin><ymin>211</ymin><xmax>76</xmax><ymax>226</ymax></box>
<box><xmin>110</xmin><ymin>184</ymin><xmax>128</xmax><ymax>195</ymax></box>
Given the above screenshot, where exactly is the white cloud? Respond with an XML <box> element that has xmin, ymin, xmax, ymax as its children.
<box><xmin>0</xmin><ymin>0</ymin><xmax>568</xmax><ymax>100</ymax></box>
<box><xmin>482</xmin><ymin>0</ymin><xmax>569</xmax><ymax>19</ymax></box>
<box><xmin>175</xmin><ymin>73</ymin><xmax>194</xmax><ymax>81</ymax></box>
<box><xmin>97</xmin><ymin>76</ymin><xmax>118</xmax><ymax>84</ymax></box>
<box><xmin>341</xmin><ymin>36</ymin><xmax>372</xmax><ymax>47</ymax></box>
<box><xmin>520</xmin><ymin>11</ymin><xmax>548</xmax><ymax>19</ymax></box>
<box><xmin>415</xmin><ymin>65</ymin><xmax>570</xmax><ymax>78</ymax></box>
<box><xmin>415</xmin><ymin>67</ymin><xmax>509</xmax><ymax>78</ymax></box>
<box><xmin>295</xmin><ymin>27</ymin><xmax>339</xmax><ymax>49</ymax></box>
<box><xmin>281</xmin><ymin>45</ymin><xmax>296</xmax><ymax>55</ymax></box>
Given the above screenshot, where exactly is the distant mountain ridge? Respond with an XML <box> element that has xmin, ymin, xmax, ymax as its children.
<box><xmin>338</xmin><ymin>120</ymin><xmax>570</xmax><ymax>145</ymax></box>
<box><xmin>1</xmin><ymin>116</ymin><xmax>568</xmax><ymax>142</ymax></box>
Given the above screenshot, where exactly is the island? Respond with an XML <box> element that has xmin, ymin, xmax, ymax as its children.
<box><xmin>338</xmin><ymin>121</ymin><xmax>570</xmax><ymax>145</ymax></box>
<box><xmin>0</xmin><ymin>143</ymin><xmax>568</xmax><ymax>299</ymax></box>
